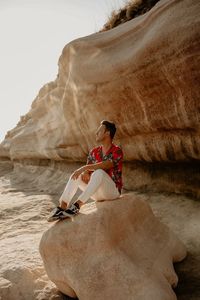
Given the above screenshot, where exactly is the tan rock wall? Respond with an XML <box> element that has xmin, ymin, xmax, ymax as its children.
<box><xmin>0</xmin><ymin>0</ymin><xmax>199</xmax><ymax>163</ymax></box>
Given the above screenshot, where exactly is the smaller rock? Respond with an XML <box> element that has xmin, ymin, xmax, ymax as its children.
<box><xmin>40</xmin><ymin>194</ymin><xmax>187</xmax><ymax>300</ymax></box>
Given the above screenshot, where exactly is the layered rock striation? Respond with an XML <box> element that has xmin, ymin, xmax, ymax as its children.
<box><xmin>0</xmin><ymin>0</ymin><xmax>199</xmax><ymax>196</ymax></box>
<box><xmin>1</xmin><ymin>0</ymin><xmax>199</xmax><ymax>162</ymax></box>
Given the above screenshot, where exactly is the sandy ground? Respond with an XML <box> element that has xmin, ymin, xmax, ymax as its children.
<box><xmin>0</xmin><ymin>162</ymin><xmax>63</xmax><ymax>300</ymax></box>
<box><xmin>0</xmin><ymin>160</ymin><xmax>199</xmax><ymax>300</ymax></box>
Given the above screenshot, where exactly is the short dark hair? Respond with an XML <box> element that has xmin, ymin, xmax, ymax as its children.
<box><xmin>101</xmin><ymin>120</ymin><xmax>116</xmax><ymax>140</ymax></box>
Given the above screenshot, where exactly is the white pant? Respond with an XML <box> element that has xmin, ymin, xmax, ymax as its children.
<box><xmin>59</xmin><ymin>169</ymin><xmax>120</xmax><ymax>206</ymax></box>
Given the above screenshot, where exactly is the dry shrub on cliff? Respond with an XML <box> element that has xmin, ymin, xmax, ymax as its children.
<box><xmin>100</xmin><ymin>0</ymin><xmax>160</xmax><ymax>31</ymax></box>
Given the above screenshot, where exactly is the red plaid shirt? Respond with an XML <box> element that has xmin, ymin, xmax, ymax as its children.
<box><xmin>87</xmin><ymin>143</ymin><xmax>123</xmax><ymax>193</ymax></box>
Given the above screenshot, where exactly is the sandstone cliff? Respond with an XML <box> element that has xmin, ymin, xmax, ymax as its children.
<box><xmin>0</xmin><ymin>0</ymin><xmax>199</xmax><ymax>197</ymax></box>
<box><xmin>1</xmin><ymin>0</ymin><xmax>200</xmax><ymax>162</ymax></box>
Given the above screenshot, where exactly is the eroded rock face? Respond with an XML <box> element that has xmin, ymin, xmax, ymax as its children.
<box><xmin>39</xmin><ymin>194</ymin><xmax>187</xmax><ymax>300</ymax></box>
<box><xmin>0</xmin><ymin>0</ymin><xmax>199</xmax><ymax>163</ymax></box>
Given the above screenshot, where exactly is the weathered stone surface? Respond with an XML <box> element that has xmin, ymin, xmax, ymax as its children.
<box><xmin>39</xmin><ymin>194</ymin><xmax>187</xmax><ymax>300</ymax></box>
<box><xmin>1</xmin><ymin>160</ymin><xmax>199</xmax><ymax>300</ymax></box>
<box><xmin>0</xmin><ymin>161</ymin><xmax>64</xmax><ymax>300</ymax></box>
<box><xmin>123</xmin><ymin>160</ymin><xmax>200</xmax><ymax>198</ymax></box>
<box><xmin>0</xmin><ymin>0</ymin><xmax>199</xmax><ymax>163</ymax></box>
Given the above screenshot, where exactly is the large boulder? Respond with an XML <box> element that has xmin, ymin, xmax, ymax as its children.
<box><xmin>0</xmin><ymin>0</ymin><xmax>199</xmax><ymax>162</ymax></box>
<box><xmin>39</xmin><ymin>194</ymin><xmax>187</xmax><ymax>300</ymax></box>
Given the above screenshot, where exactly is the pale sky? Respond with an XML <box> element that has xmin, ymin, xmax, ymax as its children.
<box><xmin>0</xmin><ymin>0</ymin><xmax>125</xmax><ymax>142</ymax></box>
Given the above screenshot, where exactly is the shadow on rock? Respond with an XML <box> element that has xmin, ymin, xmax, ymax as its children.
<box><xmin>174</xmin><ymin>252</ymin><xmax>200</xmax><ymax>300</ymax></box>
